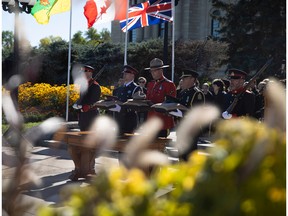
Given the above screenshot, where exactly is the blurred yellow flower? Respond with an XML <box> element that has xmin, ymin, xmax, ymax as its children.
<box><xmin>17</xmin><ymin>82</ymin><xmax>112</xmax><ymax>118</ymax></box>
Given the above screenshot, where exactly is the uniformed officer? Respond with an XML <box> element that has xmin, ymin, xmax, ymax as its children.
<box><xmin>177</xmin><ymin>69</ymin><xmax>205</xmax><ymax>108</ymax></box>
<box><xmin>145</xmin><ymin>58</ymin><xmax>177</xmax><ymax>137</ymax></box>
<box><xmin>76</xmin><ymin>65</ymin><xmax>101</xmax><ymax>131</ymax></box>
<box><xmin>176</xmin><ymin>69</ymin><xmax>205</xmax><ymax>160</ymax></box>
<box><xmin>69</xmin><ymin>64</ymin><xmax>101</xmax><ymax>181</ymax></box>
<box><xmin>112</xmin><ymin>65</ymin><xmax>142</xmax><ymax>135</ymax></box>
<box><xmin>224</xmin><ymin>69</ymin><xmax>256</xmax><ymax>118</ymax></box>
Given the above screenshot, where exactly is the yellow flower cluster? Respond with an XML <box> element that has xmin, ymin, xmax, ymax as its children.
<box><xmin>17</xmin><ymin>82</ymin><xmax>112</xmax><ymax>117</ymax></box>
<box><xmin>100</xmin><ymin>86</ymin><xmax>112</xmax><ymax>99</ymax></box>
<box><xmin>38</xmin><ymin>119</ymin><xmax>286</xmax><ymax>216</ymax></box>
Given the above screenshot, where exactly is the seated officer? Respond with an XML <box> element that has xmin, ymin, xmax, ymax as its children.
<box><xmin>112</xmin><ymin>65</ymin><xmax>142</xmax><ymax>135</ymax></box>
<box><xmin>224</xmin><ymin>69</ymin><xmax>255</xmax><ymax>118</ymax></box>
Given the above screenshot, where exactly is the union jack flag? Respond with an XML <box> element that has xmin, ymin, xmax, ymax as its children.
<box><xmin>120</xmin><ymin>0</ymin><xmax>173</xmax><ymax>32</ymax></box>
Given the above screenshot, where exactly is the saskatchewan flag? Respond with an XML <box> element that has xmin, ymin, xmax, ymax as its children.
<box><xmin>31</xmin><ymin>0</ymin><xmax>70</xmax><ymax>24</ymax></box>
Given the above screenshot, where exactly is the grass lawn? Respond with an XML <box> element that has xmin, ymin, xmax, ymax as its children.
<box><xmin>2</xmin><ymin>122</ymin><xmax>42</xmax><ymax>134</ymax></box>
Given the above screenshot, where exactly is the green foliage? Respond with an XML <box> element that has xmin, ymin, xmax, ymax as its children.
<box><xmin>2</xmin><ymin>30</ymin><xmax>13</xmax><ymax>59</ymax></box>
<box><xmin>2</xmin><ymin>122</ymin><xmax>42</xmax><ymax>135</ymax></box>
<box><xmin>72</xmin><ymin>31</ymin><xmax>86</xmax><ymax>45</ymax></box>
<box><xmin>22</xmin><ymin>112</ymin><xmax>48</xmax><ymax>123</ymax></box>
<box><xmin>39</xmin><ymin>35</ymin><xmax>63</xmax><ymax>49</ymax></box>
<box><xmin>38</xmin><ymin>119</ymin><xmax>286</xmax><ymax>216</ymax></box>
<box><xmin>2</xmin><ymin>31</ymin><xmax>228</xmax><ymax>85</ymax></box>
<box><xmin>39</xmin><ymin>40</ymin><xmax>71</xmax><ymax>84</ymax></box>
<box><xmin>212</xmin><ymin>0</ymin><xmax>286</xmax><ymax>77</ymax></box>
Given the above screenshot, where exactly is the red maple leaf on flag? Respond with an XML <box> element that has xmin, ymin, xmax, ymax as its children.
<box><xmin>100</xmin><ymin>0</ymin><xmax>112</xmax><ymax>15</ymax></box>
<box><xmin>84</xmin><ymin>0</ymin><xmax>127</xmax><ymax>28</ymax></box>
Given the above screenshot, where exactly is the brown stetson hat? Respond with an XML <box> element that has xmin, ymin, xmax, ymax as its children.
<box><xmin>144</xmin><ymin>58</ymin><xmax>169</xmax><ymax>70</ymax></box>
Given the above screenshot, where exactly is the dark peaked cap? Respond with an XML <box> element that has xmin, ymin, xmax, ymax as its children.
<box><xmin>122</xmin><ymin>65</ymin><xmax>138</xmax><ymax>75</ymax></box>
<box><xmin>180</xmin><ymin>69</ymin><xmax>199</xmax><ymax>79</ymax></box>
<box><xmin>81</xmin><ymin>65</ymin><xmax>94</xmax><ymax>73</ymax></box>
<box><xmin>228</xmin><ymin>68</ymin><xmax>248</xmax><ymax>79</ymax></box>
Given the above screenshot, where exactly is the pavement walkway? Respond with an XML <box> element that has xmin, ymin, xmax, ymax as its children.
<box><xmin>2</xmin><ymin>143</ymin><xmax>123</xmax><ymax>216</ymax></box>
<box><xmin>2</xmin><ymin>130</ymin><xmax>212</xmax><ymax>216</ymax></box>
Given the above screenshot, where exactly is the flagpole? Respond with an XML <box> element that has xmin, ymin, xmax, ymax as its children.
<box><xmin>65</xmin><ymin>0</ymin><xmax>72</xmax><ymax>122</ymax></box>
<box><xmin>171</xmin><ymin>0</ymin><xmax>175</xmax><ymax>82</ymax></box>
<box><xmin>124</xmin><ymin>0</ymin><xmax>129</xmax><ymax>65</ymax></box>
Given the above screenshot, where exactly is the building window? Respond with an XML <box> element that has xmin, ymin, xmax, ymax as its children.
<box><xmin>211</xmin><ymin>10</ymin><xmax>221</xmax><ymax>38</ymax></box>
<box><xmin>131</xmin><ymin>0</ymin><xmax>138</xmax><ymax>6</ymax></box>
<box><xmin>158</xmin><ymin>23</ymin><xmax>165</xmax><ymax>38</ymax></box>
<box><xmin>128</xmin><ymin>30</ymin><xmax>137</xmax><ymax>42</ymax></box>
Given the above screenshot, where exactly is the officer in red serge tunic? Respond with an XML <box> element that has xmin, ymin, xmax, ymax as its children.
<box><xmin>225</xmin><ymin>69</ymin><xmax>255</xmax><ymax>117</ymax></box>
<box><xmin>145</xmin><ymin>58</ymin><xmax>177</xmax><ymax>137</ymax></box>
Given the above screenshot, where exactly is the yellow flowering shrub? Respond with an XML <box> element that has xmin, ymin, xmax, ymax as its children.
<box><xmin>100</xmin><ymin>86</ymin><xmax>112</xmax><ymax>98</ymax></box>
<box><xmin>38</xmin><ymin>118</ymin><xmax>286</xmax><ymax>216</ymax></box>
<box><xmin>18</xmin><ymin>82</ymin><xmax>112</xmax><ymax>118</ymax></box>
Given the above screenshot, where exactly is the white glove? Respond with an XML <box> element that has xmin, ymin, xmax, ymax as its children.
<box><xmin>73</xmin><ymin>104</ymin><xmax>82</xmax><ymax>110</ymax></box>
<box><xmin>222</xmin><ymin>111</ymin><xmax>232</xmax><ymax>119</ymax></box>
<box><xmin>109</xmin><ymin>104</ymin><xmax>121</xmax><ymax>112</ymax></box>
<box><xmin>169</xmin><ymin>109</ymin><xmax>183</xmax><ymax>118</ymax></box>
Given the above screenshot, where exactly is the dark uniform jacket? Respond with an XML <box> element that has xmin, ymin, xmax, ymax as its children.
<box><xmin>78</xmin><ymin>79</ymin><xmax>101</xmax><ymax>131</ymax></box>
<box><xmin>113</xmin><ymin>81</ymin><xmax>141</xmax><ymax>135</ymax></box>
<box><xmin>225</xmin><ymin>87</ymin><xmax>256</xmax><ymax>117</ymax></box>
<box><xmin>178</xmin><ymin>86</ymin><xmax>205</xmax><ymax>108</ymax></box>
<box><xmin>177</xmin><ymin>86</ymin><xmax>205</xmax><ymax>161</ymax></box>
<box><xmin>204</xmin><ymin>90</ymin><xmax>214</xmax><ymax>103</ymax></box>
<box><xmin>212</xmin><ymin>91</ymin><xmax>228</xmax><ymax>112</ymax></box>
<box><xmin>146</xmin><ymin>76</ymin><xmax>176</xmax><ymax>130</ymax></box>
<box><xmin>253</xmin><ymin>90</ymin><xmax>265</xmax><ymax>120</ymax></box>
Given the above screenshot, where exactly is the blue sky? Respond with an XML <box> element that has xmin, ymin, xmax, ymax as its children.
<box><xmin>2</xmin><ymin>0</ymin><xmax>111</xmax><ymax>47</ymax></box>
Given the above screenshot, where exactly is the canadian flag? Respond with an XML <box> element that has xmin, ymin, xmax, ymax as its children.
<box><xmin>84</xmin><ymin>0</ymin><xmax>128</xmax><ymax>28</ymax></box>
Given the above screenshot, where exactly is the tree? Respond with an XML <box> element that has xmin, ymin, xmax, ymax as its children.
<box><xmin>99</xmin><ymin>28</ymin><xmax>112</xmax><ymax>42</ymax></box>
<box><xmin>72</xmin><ymin>31</ymin><xmax>86</xmax><ymax>44</ymax></box>
<box><xmin>38</xmin><ymin>40</ymin><xmax>73</xmax><ymax>84</ymax></box>
<box><xmin>85</xmin><ymin>27</ymin><xmax>101</xmax><ymax>46</ymax></box>
<box><xmin>39</xmin><ymin>36</ymin><xmax>63</xmax><ymax>49</ymax></box>
<box><xmin>2</xmin><ymin>31</ymin><xmax>14</xmax><ymax>59</ymax></box>
<box><xmin>212</xmin><ymin>0</ymin><xmax>286</xmax><ymax>78</ymax></box>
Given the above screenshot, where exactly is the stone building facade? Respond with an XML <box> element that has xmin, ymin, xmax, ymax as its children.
<box><xmin>111</xmin><ymin>0</ymin><xmax>221</xmax><ymax>43</ymax></box>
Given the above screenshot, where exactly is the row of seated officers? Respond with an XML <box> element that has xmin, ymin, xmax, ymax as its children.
<box><xmin>68</xmin><ymin>58</ymin><xmax>256</xmax><ymax>181</ymax></box>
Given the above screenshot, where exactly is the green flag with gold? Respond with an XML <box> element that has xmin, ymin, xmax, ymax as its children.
<box><xmin>31</xmin><ymin>0</ymin><xmax>70</xmax><ymax>24</ymax></box>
